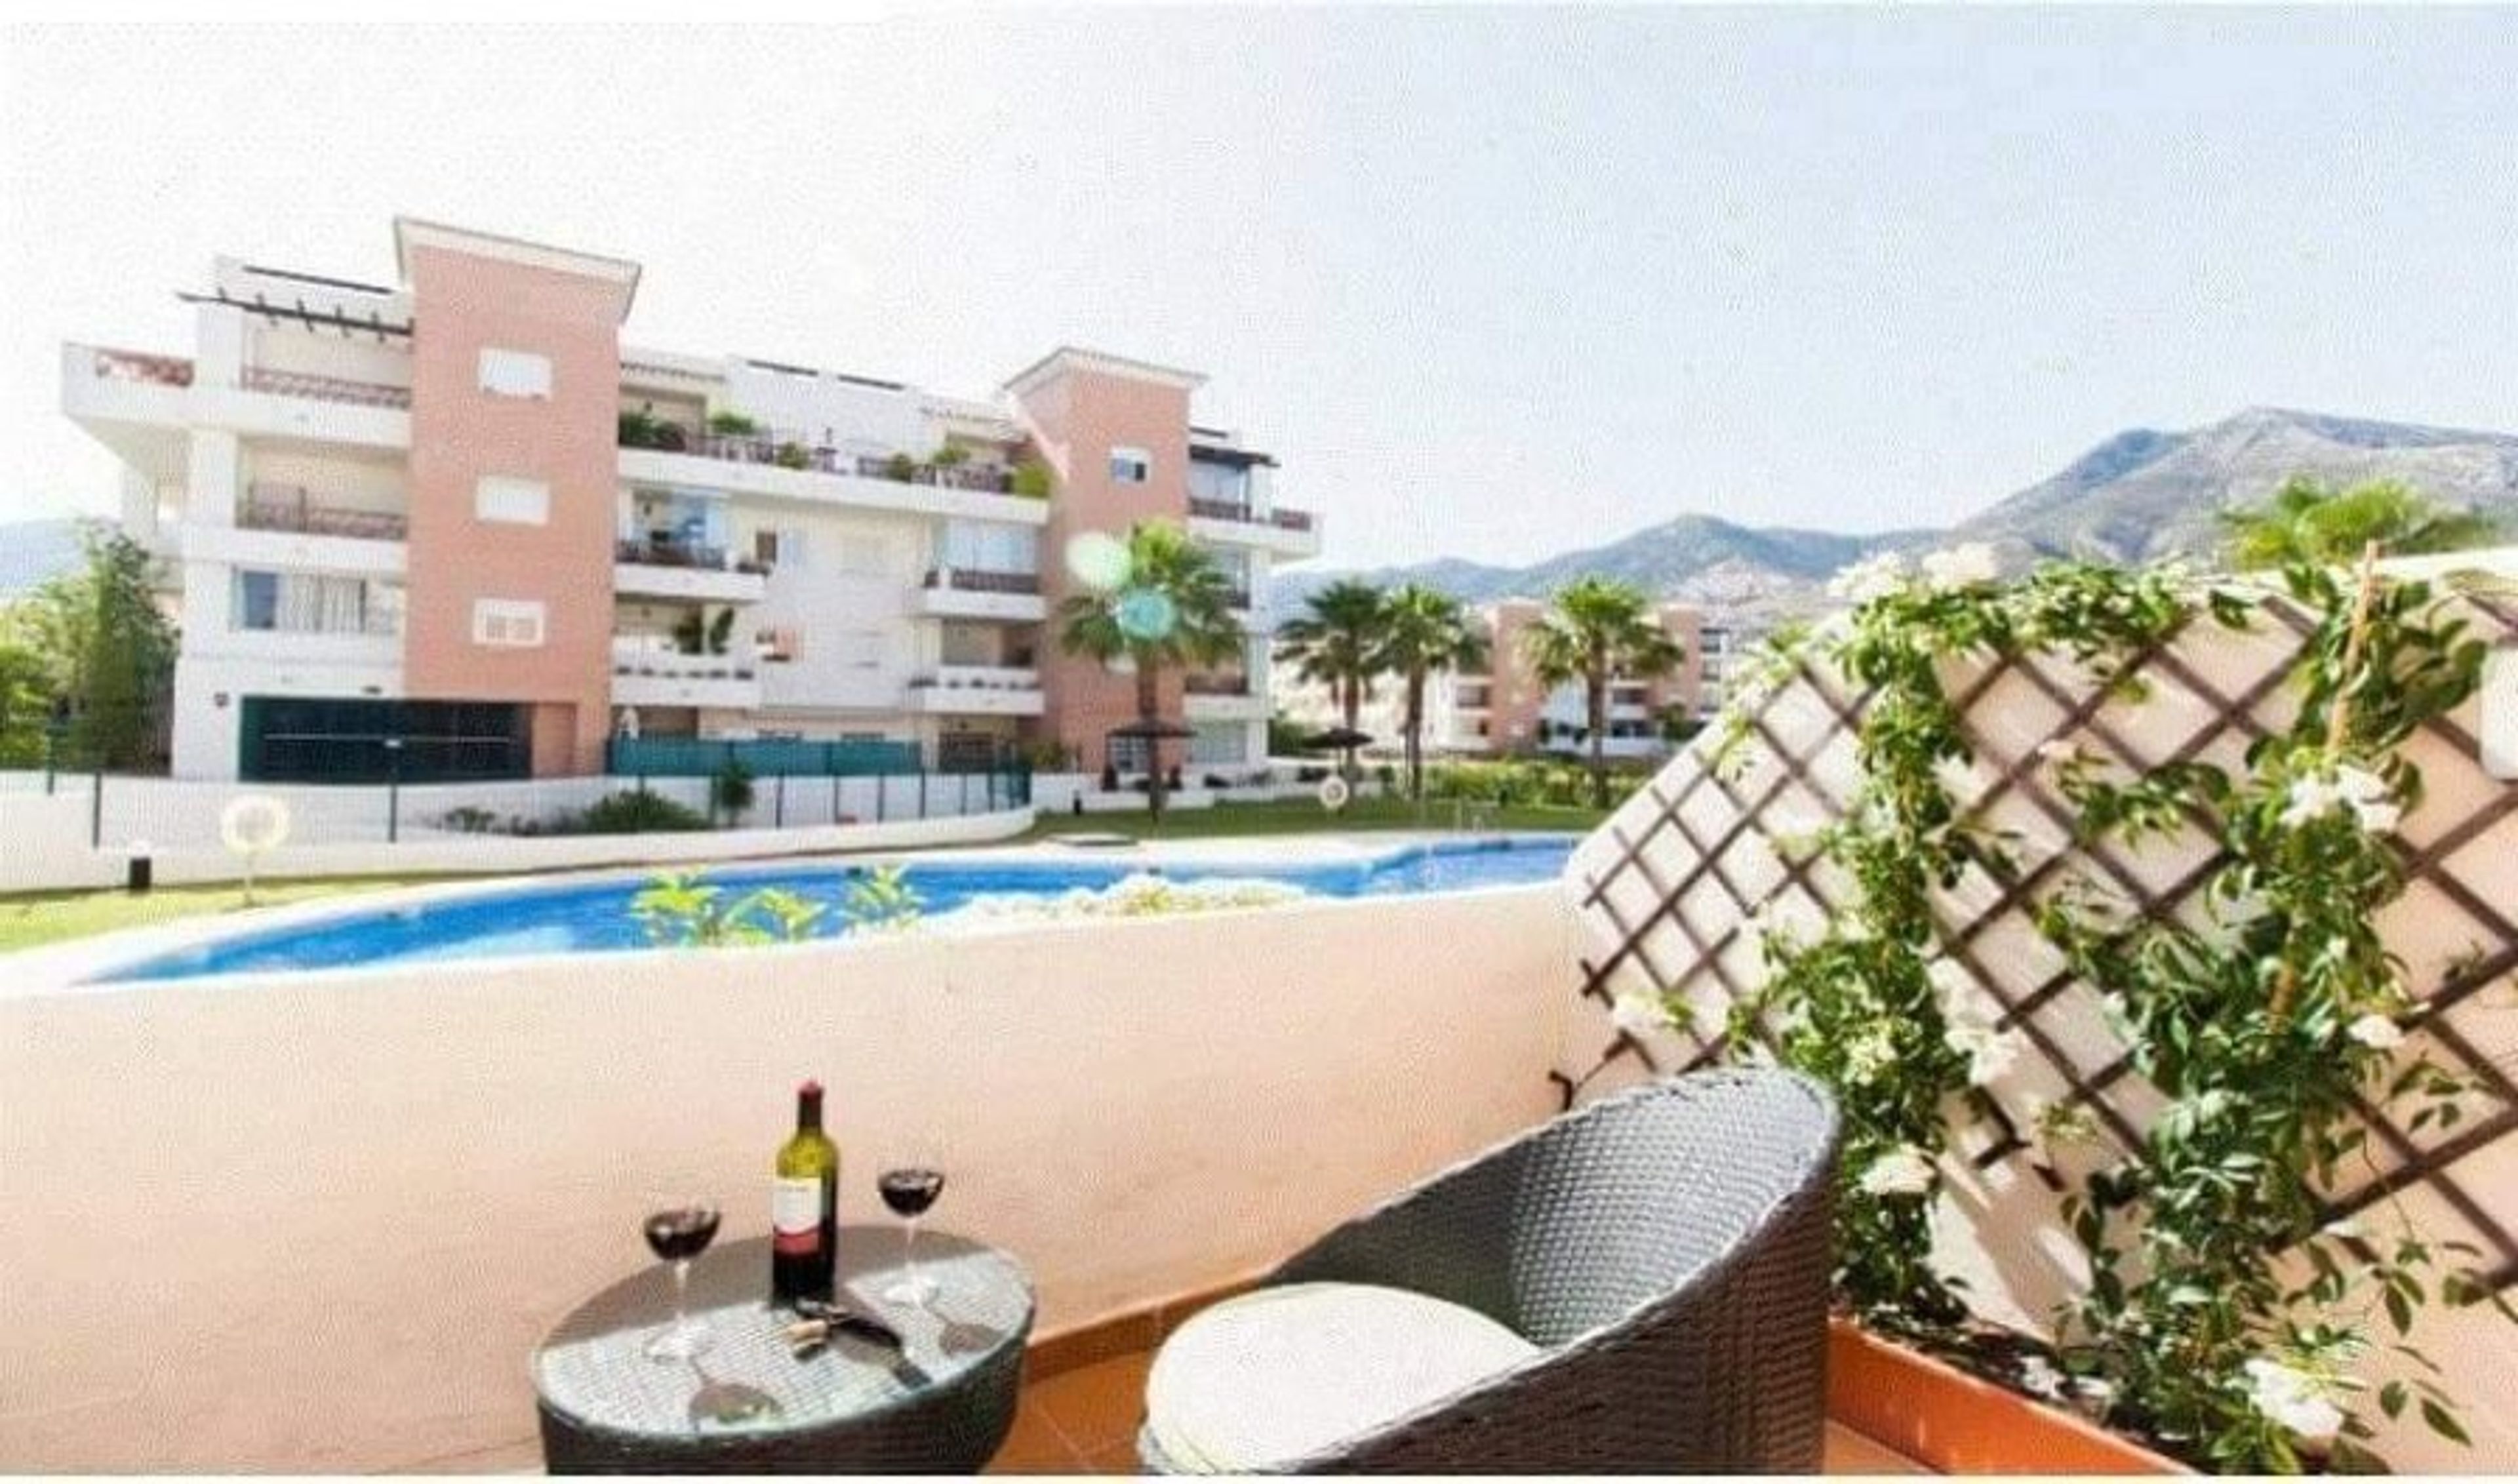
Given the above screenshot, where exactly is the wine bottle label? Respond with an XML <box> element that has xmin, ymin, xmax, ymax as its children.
<box><xmin>772</xmin><ymin>1177</ymin><xmax>822</xmax><ymax>1255</ymax></box>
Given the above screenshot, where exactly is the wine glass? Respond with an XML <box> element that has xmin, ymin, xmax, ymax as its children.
<box><xmin>641</xmin><ymin>1203</ymin><xmax>722</xmax><ymax>1361</ymax></box>
<box><xmin>876</xmin><ymin>1158</ymin><xmax>946</xmax><ymax>1309</ymax></box>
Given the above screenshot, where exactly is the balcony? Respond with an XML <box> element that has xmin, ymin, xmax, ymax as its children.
<box><xmin>1185</xmin><ymin>672</ymin><xmax>1266</xmax><ymax>722</ymax></box>
<box><xmin>90</xmin><ymin>346</ymin><xmax>193</xmax><ymax>388</ymax></box>
<box><xmin>906</xmin><ymin>665</ymin><xmax>1045</xmax><ymax>716</ymax></box>
<box><xmin>610</xmin><ymin>636</ymin><xmax>762</xmax><ymax>711</ymax></box>
<box><xmin>917</xmin><ymin>567</ymin><xmax>1049</xmax><ymax>622</ymax></box>
<box><xmin>64</xmin><ymin>343</ymin><xmax>412</xmax><ymax>455</ymax></box>
<box><xmin>1184</xmin><ymin>496</ymin><xmax>1321</xmax><ymax>558</ymax></box>
<box><xmin>239</xmin><ymin>365</ymin><xmax>411</xmax><ymax>410</ymax></box>
<box><xmin>619</xmin><ymin>420</ymin><xmax>1047</xmax><ymax>522</ymax></box>
<box><xmin>240</xmin><ymin>483</ymin><xmax>409</xmax><ymax>542</ymax></box>
<box><xmin>613</xmin><ymin>536</ymin><xmax>769</xmax><ymax>604</ymax></box>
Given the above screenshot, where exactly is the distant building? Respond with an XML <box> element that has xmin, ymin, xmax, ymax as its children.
<box><xmin>62</xmin><ymin>218</ymin><xmax>1319</xmax><ymax>782</ymax></box>
<box><xmin>1269</xmin><ymin>596</ymin><xmax>1709</xmax><ymax>760</ymax></box>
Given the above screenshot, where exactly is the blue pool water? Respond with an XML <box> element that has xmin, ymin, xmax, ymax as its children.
<box><xmin>95</xmin><ymin>835</ymin><xmax>1578</xmax><ymax>982</ymax></box>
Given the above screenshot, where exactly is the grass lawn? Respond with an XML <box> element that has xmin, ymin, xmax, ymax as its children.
<box><xmin>0</xmin><ymin>876</ymin><xmax>451</xmax><ymax>956</ymax></box>
<box><xmin>1019</xmin><ymin>794</ymin><xmax>1609</xmax><ymax>841</ymax></box>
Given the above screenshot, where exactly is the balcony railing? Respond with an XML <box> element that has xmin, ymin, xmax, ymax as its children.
<box><xmin>88</xmin><ymin>346</ymin><xmax>195</xmax><ymax>387</ymax></box>
<box><xmin>241</xmin><ymin>366</ymin><xmax>412</xmax><ymax>409</ymax></box>
<box><xmin>909</xmin><ymin>666</ymin><xmax>1042</xmax><ymax>692</ymax></box>
<box><xmin>614</xmin><ymin>537</ymin><xmax>765</xmax><ymax>574</ymax></box>
<box><xmin>924</xmin><ymin>567</ymin><xmax>1043</xmax><ymax>596</ymax></box>
<box><xmin>624</xmin><ymin>422</ymin><xmax>1022</xmax><ymax>496</ymax></box>
<box><xmin>1184</xmin><ymin>674</ymin><xmax>1252</xmax><ymax>696</ymax></box>
<box><xmin>240</xmin><ymin>484</ymin><xmax>409</xmax><ymax>542</ymax></box>
<box><xmin>1189</xmin><ymin>497</ymin><xmax>1318</xmax><ymax>533</ymax></box>
<box><xmin>611</xmin><ymin>637</ymin><xmax>758</xmax><ymax>681</ymax></box>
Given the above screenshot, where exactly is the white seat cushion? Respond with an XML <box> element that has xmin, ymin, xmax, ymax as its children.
<box><xmin>1144</xmin><ymin>1281</ymin><xmax>1542</xmax><ymax>1472</ymax></box>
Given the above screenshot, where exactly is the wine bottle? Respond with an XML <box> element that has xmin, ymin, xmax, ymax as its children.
<box><xmin>771</xmin><ymin>1079</ymin><xmax>839</xmax><ymax>1304</ymax></box>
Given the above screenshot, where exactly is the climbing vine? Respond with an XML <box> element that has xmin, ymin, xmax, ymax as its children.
<box><xmin>1626</xmin><ymin>545</ymin><xmax>2511</xmax><ymax>1471</ymax></box>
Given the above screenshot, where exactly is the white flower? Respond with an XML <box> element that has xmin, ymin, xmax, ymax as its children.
<box><xmin>1610</xmin><ymin>992</ymin><xmax>1678</xmax><ymax>1038</ymax></box>
<box><xmin>2018</xmin><ymin>1355</ymin><xmax>2067</xmax><ymax>1400</ymax></box>
<box><xmin>1857</xmin><ymin>1147</ymin><xmax>1937</xmax><ymax>1198</ymax></box>
<box><xmin>2345</xmin><ymin>1013</ymin><xmax>2405</xmax><ymax>1051</ymax></box>
<box><xmin>1946</xmin><ymin>1016</ymin><xmax>2024</xmax><ymax>1087</ymax></box>
<box><xmin>2074</xmin><ymin>1376</ymin><xmax>2117</xmax><ymax>1404</ymax></box>
<box><xmin>2033</xmin><ymin>738</ymin><xmax>2083</xmax><ymax>765</ymax></box>
<box><xmin>1842</xmin><ymin>1026</ymin><xmax>1899</xmax><ymax>1086</ymax></box>
<box><xmin>2319</xmin><ymin>1218</ymin><xmax>2364</xmax><ymax>1241</ymax></box>
<box><xmin>1919</xmin><ymin>542</ymin><xmax>2001</xmax><ymax>591</ymax></box>
<box><xmin>2281</xmin><ymin>764</ymin><xmax>2401</xmax><ymax>835</ymax></box>
<box><xmin>1827</xmin><ymin>551</ymin><xmax>1910</xmax><ymax>605</ymax></box>
<box><xmin>2241</xmin><ymin>1359</ymin><xmax>2346</xmax><ymax>1442</ymax></box>
<box><xmin>2335</xmin><ymin>765</ymin><xmax>2401</xmax><ymax>833</ymax></box>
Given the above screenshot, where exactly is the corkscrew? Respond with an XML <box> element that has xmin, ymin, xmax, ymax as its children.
<box><xmin>782</xmin><ymin>1297</ymin><xmax>904</xmax><ymax>1358</ymax></box>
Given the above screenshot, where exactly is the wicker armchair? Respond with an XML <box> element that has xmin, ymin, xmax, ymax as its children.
<box><xmin>1140</xmin><ymin>1068</ymin><xmax>1841</xmax><ymax>1474</ymax></box>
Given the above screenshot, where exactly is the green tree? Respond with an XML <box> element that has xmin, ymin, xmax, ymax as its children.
<box><xmin>9</xmin><ymin>525</ymin><xmax>177</xmax><ymax>769</ymax></box>
<box><xmin>0</xmin><ymin>635</ymin><xmax>54</xmax><ymax>767</ymax></box>
<box><xmin>1520</xmin><ymin>575</ymin><xmax>1685</xmax><ymax>809</ymax></box>
<box><xmin>1056</xmin><ymin>521</ymin><xmax>1244</xmax><ymax>824</ymax></box>
<box><xmin>1274</xmin><ymin>578</ymin><xmax>1388</xmax><ymax>780</ymax></box>
<box><xmin>2220</xmin><ymin>475</ymin><xmax>2498</xmax><ymax>571</ymax></box>
<box><xmin>1374</xmin><ymin>584</ymin><xmax>1485</xmax><ymax>800</ymax></box>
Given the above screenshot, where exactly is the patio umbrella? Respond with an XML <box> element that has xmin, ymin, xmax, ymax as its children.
<box><xmin>1305</xmin><ymin>726</ymin><xmax>1374</xmax><ymax>784</ymax></box>
<box><xmin>1107</xmin><ymin>718</ymin><xmax>1199</xmax><ymax>824</ymax></box>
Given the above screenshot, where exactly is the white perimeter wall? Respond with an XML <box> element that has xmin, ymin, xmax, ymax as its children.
<box><xmin>0</xmin><ymin>885</ymin><xmax>1574</xmax><ymax>1470</ymax></box>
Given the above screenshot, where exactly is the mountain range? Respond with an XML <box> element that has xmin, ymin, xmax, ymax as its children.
<box><xmin>1269</xmin><ymin>407</ymin><xmax>2518</xmax><ymax>624</ymax></box>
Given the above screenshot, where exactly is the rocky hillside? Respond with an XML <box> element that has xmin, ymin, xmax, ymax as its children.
<box><xmin>1269</xmin><ymin>408</ymin><xmax>2518</xmax><ymax>619</ymax></box>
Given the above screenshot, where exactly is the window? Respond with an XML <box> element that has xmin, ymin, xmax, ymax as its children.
<box><xmin>940</xmin><ymin>521</ymin><xmax>1040</xmax><ymax>575</ymax></box>
<box><xmin>474</xmin><ymin>475</ymin><xmax>550</xmax><ymax>526</ymax></box>
<box><xmin>1109</xmin><ymin>445</ymin><xmax>1151</xmax><ymax>483</ymax></box>
<box><xmin>1189</xmin><ymin>721</ymin><xmax>1248</xmax><ymax>767</ymax></box>
<box><xmin>477</xmin><ymin>348</ymin><xmax>553</xmax><ymax>399</ymax></box>
<box><xmin>1188</xmin><ymin>459</ymin><xmax>1248</xmax><ymax>508</ymax></box>
<box><xmin>472</xmin><ymin>599</ymin><xmax>547</xmax><ymax>648</ymax></box>
<box><xmin>751</xmin><ymin>527</ymin><xmax>805</xmax><ymax>569</ymax></box>
<box><xmin>232</xmin><ymin>571</ymin><xmax>401</xmax><ymax>635</ymax></box>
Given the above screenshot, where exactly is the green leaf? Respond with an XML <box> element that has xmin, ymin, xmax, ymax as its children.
<box><xmin>2419</xmin><ymin>1399</ymin><xmax>2471</xmax><ymax>1445</ymax></box>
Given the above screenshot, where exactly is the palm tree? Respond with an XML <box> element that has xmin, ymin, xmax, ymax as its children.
<box><xmin>1521</xmin><ymin>576</ymin><xmax>1686</xmax><ymax>809</ymax></box>
<box><xmin>1056</xmin><ymin>521</ymin><xmax>1245</xmax><ymax>824</ymax></box>
<box><xmin>1275</xmin><ymin>578</ymin><xmax>1389</xmax><ymax>780</ymax></box>
<box><xmin>2220</xmin><ymin>476</ymin><xmax>2498</xmax><ymax>571</ymax></box>
<box><xmin>1376</xmin><ymin>584</ymin><xmax>1485</xmax><ymax>800</ymax></box>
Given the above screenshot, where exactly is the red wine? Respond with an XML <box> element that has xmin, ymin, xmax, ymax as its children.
<box><xmin>644</xmin><ymin>1206</ymin><xmax>721</xmax><ymax>1262</ymax></box>
<box><xmin>772</xmin><ymin>1081</ymin><xmax>839</xmax><ymax>1304</ymax></box>
<box><xmin>877</xmin><ymin>1168</ymin><xmax>945</xmax><ymax>1218</ymax></box>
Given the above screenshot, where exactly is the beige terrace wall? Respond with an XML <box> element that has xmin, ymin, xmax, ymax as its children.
<box><xmin>1555</xmin><ymin>586</ymin><xmax>2518</xmax><ymax>1470</ymax></box>
<box><xmin>0</xmin><ymin>885</ymin><xmax>1573</xmax><ymax>1472</ymax></box>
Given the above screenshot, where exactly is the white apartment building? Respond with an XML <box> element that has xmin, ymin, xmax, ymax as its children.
<box><xmin>62</xmin><ymin>221</ymin><xmax>1317</xmax><ymax>783</ymax></box>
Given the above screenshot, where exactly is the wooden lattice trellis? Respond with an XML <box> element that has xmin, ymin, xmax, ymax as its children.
<box><xmin>1557</xmin><ymin>593</ymin><xmax>2518</xmax><ymax>1300</ymax></box>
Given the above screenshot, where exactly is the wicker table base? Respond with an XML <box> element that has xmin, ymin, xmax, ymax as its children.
<box><xmin>534</xmin><ymin>1228</ymin><xmax>1033</xmax><ymax>1474</ymax></box>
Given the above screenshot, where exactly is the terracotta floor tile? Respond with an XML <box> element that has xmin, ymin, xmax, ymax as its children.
<box><xmin>1023</xmin><ymin>1350</ymin><xmax>1153</xmax><ymax>1453</ymax></box>
<box><xmin>391</xmin><ymin>1436</ymin><xmax>544</xmax><ymax>1474</ymax></box>
<box><xmin>1825</xmin><ymin>1420</ymin><xmax>1932</xmax><ymax>1474</ymax></box>
<box><xmin>986</xmin><ymin>1401</ymin><xmax>1086</xmax><ymax>1474</ymax></box>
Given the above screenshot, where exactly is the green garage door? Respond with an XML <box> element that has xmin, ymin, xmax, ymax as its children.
<box><xmin>239</xmin><ymin>697</ymin><xmax>529</xmax><ymax>784</ymax></box>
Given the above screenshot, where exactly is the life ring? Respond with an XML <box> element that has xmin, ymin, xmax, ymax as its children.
<box><xmin>1317</xmin><ymin>775</ymin><xmax>1351</xmax><ymax>812</ymax></box>
<box><xmin>220</xmin><ymin>794</ymin><xmax>292</xmax><ymax>856</ymax></box>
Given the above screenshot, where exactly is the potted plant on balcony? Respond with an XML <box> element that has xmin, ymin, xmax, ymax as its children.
<box><xmin>1011</xmin><ymin>459</ymin><xmax>1052</xmax><ymax>500</ymax></box>
<box><xmin>884</xmin><ymin>451</ymin><xmax>919</xmax><ymax>483</ymax></box>
<box><xmin>706</xmin><ymin>608</ymin><xmax>735</xmax><ymax>656</ymax></box>
<box><xmin>773</xmin><ymin>440</ymin><xmax>812</xmax><ymax>471</ymax></box>
<box><xmin>707</xmin><ymin>409</ymin><xmax>760</xmax><ymax>437</ymax></box>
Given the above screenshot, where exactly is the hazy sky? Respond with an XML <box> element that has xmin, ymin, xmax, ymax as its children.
<box><xmin>4</xmin><ymin>14</ymin><xmax>2513</xmax><ymax>570</ymax></box>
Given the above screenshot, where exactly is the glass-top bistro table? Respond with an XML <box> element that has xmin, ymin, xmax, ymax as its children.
<box><xmin>532</xmin><ymin>1228</ymin><xmax>1035</xmax><ymax>1474</ymax></box>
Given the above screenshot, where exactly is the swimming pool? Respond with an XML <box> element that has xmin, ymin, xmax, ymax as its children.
<box><xmin>94</xmin><ymin>835</ymin><xmax>1578</xmax><ymax>982</ymax></box>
